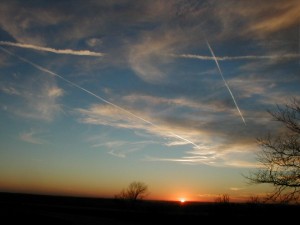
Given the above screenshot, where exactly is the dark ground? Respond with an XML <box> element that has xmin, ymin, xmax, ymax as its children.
<box><xmin>0</xmin><ymin>192</ymin><xmax>298</xmax><ymax>224</ymax></box>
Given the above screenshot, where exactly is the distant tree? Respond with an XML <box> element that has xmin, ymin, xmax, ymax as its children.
<box><xmin>247</xmin><ymin>195</ymin><xmax>262</xmax><ymax>205</ymax></box>
<box><xmin>215</xmin><ymin>194</ymin><xmax>230</xmax><ymax>204</ymax></box>
<box><xmin>115</xmin><ymin>181</ymin><xmax>149</xmax><ymax>203</ymax></box>
<box><xmin>245</xmin><ymin>98</ymin><xmax>300</xmax><ymax>203</ymax></box>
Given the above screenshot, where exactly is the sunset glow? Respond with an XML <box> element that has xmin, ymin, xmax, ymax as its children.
<box><xmin>0</xmin><ymin>0</ymin><xmax>299</xmax><ymax>203</ymax></box>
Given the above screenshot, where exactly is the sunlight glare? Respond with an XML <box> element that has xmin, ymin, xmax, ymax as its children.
<box><xmin>179</xmin><ymin>198</ymin><xmax>186</xmax><ymax>203</ymax></box>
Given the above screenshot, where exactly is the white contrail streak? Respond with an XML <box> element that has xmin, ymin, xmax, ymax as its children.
<box><xmin>0</xmin><ymin>46</ymin><xmax>200</xmax><ymax>149</ymax></box>
<box><xmin>206</xmin><ymin>41</ymin><xmax>246</xmax><ymax>125</ymax></box>
<box><xmin>169</xmin><ymin>53</ymin><xmax>300</xmax><ymax>61</ymax></box>
<box><xmin>0</xmin><ymin>41</ymin><xmax>104</xmax><ymax>57</ymax></box>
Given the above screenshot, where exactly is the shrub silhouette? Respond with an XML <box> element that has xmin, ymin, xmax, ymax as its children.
<box><xmin>215</xmin><ymin>194</ymin><xmax>230</xmax><ymax>204</ymax></box>
<box><xmin>115</xmin><ymin>181</ymin><xmax>149</xmax><ymax>204</ymax></box>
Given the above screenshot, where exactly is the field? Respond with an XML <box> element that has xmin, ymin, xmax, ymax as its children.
<box><xmin>0</xmin><ymin>192</ymin><xmax>298</xmax><ymax>224</ymax></box>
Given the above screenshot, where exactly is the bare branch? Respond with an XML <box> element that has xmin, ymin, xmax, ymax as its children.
<box><xmin>115</xmin><ymin>181</ymin><xmax>149</xmax><ymax>203</ymax></box>
<box><xmin>245</xmin><ymin>98</ymin><xmax>300</xmax><ymax>203</ymax></box>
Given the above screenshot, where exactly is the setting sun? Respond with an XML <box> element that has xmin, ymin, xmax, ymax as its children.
<box><xmin>179</xmin><ymin>198</ymin><xmax>186</xmax><ymax>203</ymax></box>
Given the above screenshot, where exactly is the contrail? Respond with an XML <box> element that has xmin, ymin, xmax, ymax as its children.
<box><xmin>0</xmin><ymin>41</ymin><xmax>104</xmax><ymax>57</ymax></box>
<box><xmin>206</xmin><ymin>41</ymin><xmax>246</xmax><ymax>125</ymax></box>
<box><xmin>169</xmin><ymin>53</ymin><xmax>300</xmax><ymax>61</ymax></box>
<box><xmin>0</xmin><ymin>46</ymin><xmax>200</xmax><ymax>149</ymax></box>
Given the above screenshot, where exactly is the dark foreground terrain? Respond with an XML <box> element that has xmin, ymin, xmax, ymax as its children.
<box><xmin>0</xmin><ymin>192</ymin><xmax>299</xmax><ymax>224</ymax></box>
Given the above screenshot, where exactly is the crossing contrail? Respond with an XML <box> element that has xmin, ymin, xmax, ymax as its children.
<box><xmin>0</xmin><ymin>46</ymin><xmax>200</xmax><ymax>149</ymax></box>
<box><xmin>206</xmin><ymin>41</ymin><xmax>246</xmax><ymax>125</ymax></box>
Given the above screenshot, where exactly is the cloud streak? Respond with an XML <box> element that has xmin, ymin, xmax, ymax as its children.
<box><xmin>128</xmin><ymin>31</ymin><xmax>181</xmax><ymax>83</ymax></box>
<box><xmin>169</xmin><ymin>53</ymin><xmax>300</xmax><ymax>61</ymax></box>
<box><xmin>0</xmin><ymin>46</ymin><xmax>200</xmax><ymax>149</ymax></box>
<box><xmin>0</xmin><ymin>41</ymin><xmax>105</xmax><ymax>57</ymax></box>
<box><xmin>92</xmin><ymin>140</ymin><xmax>157</xmax><ymax>158</ymax></box>
<box><xmin>20</xmin><ymin>130</ymin><xmax>45</xmax><ymax>144</ymax></box>
<box><xmin>75</xmin><ymin>101</ymin><xmax>265</xmax><ymax>168</ymax></box>
<box><xmin>0</xmin><ymin>72</ymin><xmax>64</xmax><ymax>122</ymax></box>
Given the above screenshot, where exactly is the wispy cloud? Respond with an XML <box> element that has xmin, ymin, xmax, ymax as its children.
<box><xmin>0</xmin><ymin>75</ymin><xmax>64</xmax><ymax>122</ymax></box>
<box><xmin>0</xmin><ymin>85</ymin><xmax>20</xmax><ymax>95</ymax></box>
<box><xmin>122</xmin><ymin>94</ymin><xmax>235</xmax><ymax>114</ymax></box>
<box><xmin>75</xmin><ymin>102</ymin><xmax>264</xmax><ymax>167</ymax></box>
<box><xmin>0</xmin><ymin>46</ymin><xmax>202</xmax><ymax>149</ymax></box>
<box><xmin>0</xmin><ymin>40</ymin><xmax>273</xmax><ymax>168</ymax></box>
<box><xmin>247</xmin><ymin>0</ymin><xmax>300</xmax><ymax>35</ymax></box>
<box><xmin>169</xmin><ymin>53</ymin><xmax>300</xmax><ymax>61</ymax></box>
<box><xmin>0</xmin><ymin>0</ymin><xmax>296</xmax><ymax>169</ymax></box>
<box><xmin>213</xmin><ymin>0</ymin><xmax>300</xmax><ymax>40</ymax></box>
<box><xmin>92</xmin><ymin>140</ymin><xmax>157</xmax><ymax>158</ymax></box>
<box><xmin>76</xmin><ymin>103</ymin><xmax>205</xmax><ymax>146</ymax></box>
<box><xmin>19</xmin><ymin>130</ymin><xmax>46</xmax><ymax>144</ymax></box>
<box><xmin>128</xmin><ymin>31</ymin><xmax>182</xmax><ymax>83</ymax></box>
<box><xmin>0</xmin><ymin>41</ymin><xmax>105</xmax><ymax>56</ymax></box>
<box><xmin>145</xmin><ymin>141</ymin><xmax>261</xmax><ymax>168</ymax></box>
<box><xmin>230</xmin><ymin>187</ymin><xmax>245</xmax><ymax>191</ymax></box>
<box><xmin>16</xmin><ymin>85</ymin><xmax>63</xmax><ymax>122</ymax></box>
<box><xmin>145</xmin><ymin>154</ymin><xmax>216</xmax><ymax>166</ymax></box>
<box><xmin>145</xmin><ymin>155</ymin><xmax>259</xmax><ymax>168</ymax></box>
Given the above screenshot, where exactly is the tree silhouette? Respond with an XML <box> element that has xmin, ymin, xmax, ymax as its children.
<box><xmin>115</xmin><ymin>181</ymin><xmax>149</xmax><ymax>203</ymax></box>
<box><xmin>246</xmin><ymin>99</ymin><xmax>300</xmax><ymax>203</ymax></box>
<box><xmin>247</xmin><ymin>195</ymin><xmax>262</xmax><ymax>205</ymax></box>
<box><xmin>215</xmin><ymin>194</ymin><xmax>230</xmax><ymax>204</ymax></box>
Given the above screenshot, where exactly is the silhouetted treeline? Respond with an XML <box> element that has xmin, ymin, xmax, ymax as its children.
<box><xmin>0</xmin><ymin>192</ymin><xmax>298</xmax><ymax>224</ymax></box>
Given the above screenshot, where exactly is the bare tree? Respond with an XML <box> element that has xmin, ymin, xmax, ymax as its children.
<box><xmin>115</xmin><ymin>181</ymin><xmax>149</xmax><ymax>203</ymax></box>
<box><xmin>245</xmin><ymin>98</ymin><xmax>300</xmax><ymax>203</ymax></box>
<box><xmin>246</xmin><ymin>195</ymin><xmax>262</xmax><ymax>205</ymax></box>
<box><xmin>215</xmin><ymin>194</ymin><xmax>230</xmax><ymax>204</ymax></box>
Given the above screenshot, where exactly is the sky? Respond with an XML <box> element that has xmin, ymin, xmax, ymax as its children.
<box><xmin>0</xmin><ymin>0</ymin><xmax>299</xmax><ymax>202</ymax></box>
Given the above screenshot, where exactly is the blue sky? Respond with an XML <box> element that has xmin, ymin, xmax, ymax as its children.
<box><xmin>0</xmin><ymin>0</ymin><xmax>299</xmax><ymax>201</ymax></box>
